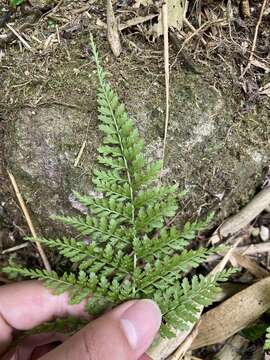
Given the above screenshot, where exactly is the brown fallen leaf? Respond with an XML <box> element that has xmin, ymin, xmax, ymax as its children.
<box><xmin>191</xmin><ymin>276</ymin><xmax>270</xmax><ymax>349</ymax></box>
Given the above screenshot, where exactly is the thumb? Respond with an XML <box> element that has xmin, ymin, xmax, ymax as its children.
<box><xmin>40</xmin><ymin>300</ymin><xmax>161</xmax><ymax>360</ymax></box>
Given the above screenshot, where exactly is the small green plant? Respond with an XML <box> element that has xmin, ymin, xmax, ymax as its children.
<box><xmin>4</xmin><ymin>37</ymin><xmax>234</xmax><ymax>338</ymax></box>
<box><xmin>9</xmin><ymin>0</ymin><xmax>25</xmax><ymax>7</ymax></box>
<box><xmin>265</xmin><ymin>327</ymin><xmax>270</xmax><ymax>350</ymax></box>
<box><xmin>242</xmin><ymin>322</ymin><xmax>270</xmax><ymax>352</ymax></box>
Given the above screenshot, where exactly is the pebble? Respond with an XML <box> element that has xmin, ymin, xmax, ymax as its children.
<box><xmin>260</xmin><ymin>225</ymin><xmax>270</xmax><ymax>242</ymax></box>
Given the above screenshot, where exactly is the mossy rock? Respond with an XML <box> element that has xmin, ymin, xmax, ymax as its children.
<box><xmin>2</xmin><ymin>34</ymin><xmax>270</xmax><ymax>236</ymax></box>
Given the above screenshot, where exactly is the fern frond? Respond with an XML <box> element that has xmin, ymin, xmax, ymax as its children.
<box><xmin>182</xmin><ymin>212</ymin><xmax>214</xmax><ymax>240</ymax></box>
<box><xmin>134</xmin><ymin>227</ymin><xmax>188</xmax><ymax>260</ymax></box>
<box><xmin>135</xmin><ymin>198</ymin><xmax>178</xmax><ymax>233</ymax></box>
<box><xmin>157</xmin><ymin>268</ymin><xmax>236</xmax><ymax>337</ymax></box>
<box><xmin>53</xmin><ymin>215</ymin><xmax>129</xmax><ymax>245</ymax></box>
<box><xmin>134</xmin><ymin>185</ymin><xmax>177</xmax><ymax>208</ymax></box>
<box><xmin>138</xmin><ymin>248</ymin><xmax>217</xmax><ymax>291</ymax></box>
<box><xmin>3</xmin><ymin>37</ymin><xmax>236</xmax><ymax>341</ymax></box>
<box><xmin>92</xmin><ymin>169</ymin><xmax>125</xmax><ymax>185</ymax></box>
<box><xmin>26</xmin><ymin>236</ymin><xmax>99</xmax><ymax>264</ymax></box>
<box><xmin>4</xmin><ymin>266</ymin><xmax>91</xmax><ymax>304</ymax></box>
<box><xmin>74</xmin><ymin>192</ymin><xmax>132</xmax><ymax>222</ymax></box>
<box><xmin>93</xmin><ymin>179</ymin><xmax>131</xmax><ymax>201</ymax></box>
<box><xmin>133</xmin><ymin>161</ymin><xmax>162</xmax><ymax>189</ymax></box>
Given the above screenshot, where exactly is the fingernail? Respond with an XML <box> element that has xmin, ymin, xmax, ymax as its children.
<box><xmin>120</xmin><ymin>299</ymin><xmax>161</xmax><ymax>351</ymax></box>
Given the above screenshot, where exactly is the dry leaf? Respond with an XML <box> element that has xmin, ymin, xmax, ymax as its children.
<box><xmin>152</xmin><ymin>0</ymin><xmax>187</xmax><ymax>36</ymax></box>
<box><xmin>191</xmin><ymin>277</ymin><xmax>270</xmax><ymax>349</ymax></box>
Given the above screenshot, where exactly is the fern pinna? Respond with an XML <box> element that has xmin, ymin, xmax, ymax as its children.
<box><xmin>5</xmin><ymin>37</ymin><xmax>234</xmax><ymax>338</ymax></box>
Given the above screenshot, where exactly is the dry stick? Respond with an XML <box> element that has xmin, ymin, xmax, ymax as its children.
<box><xmin>6</xmin><ymin>23</ymin><xmax>33</xmax><ymax>52</ymax></box>
<box><xmin>183</xmin><ymin>18</ymin><xmax>207</xmax><ymax>46</ymax></box>
<box><xmin>161</xmin><ymin>1</ymin><xmax>170</xmax><ymax>175</ymax></box>
<box><xmin>241</xmin><ymin>0</ymin><xmax>269</xmax><ymax>77</ymax></box>
<box><xmin>231</xmin><ymin>251</ymin><xmax>270</xmax><ymax>279</ymax></box>
<box><xmin>120</xmin><ymin>13</ymin><xmax>158</xmax><ymax>31</ymax></box>
<box><xmin>7</xmin><ymin>171</ymin><xmax>51</xmax><ymax>272</ymax></box>
<box><xmin>2</xmin><ymin>242</ymin><xmax>29</xmax><ymax>254</ymax></box>
<box><xmin>74</xmin><ymin>140</ymin><xmax>87</xmax><ymax>167</ymax></box>
<box><xmin>106</xmin><ymin>0</ymin><xmax>122</xmax><ymax>57</ymax></box>
<box><xmin>191</xmin><ymin>276</ymin><xmax>270</xmax><ymax>350</ymax></box>
<box><xmin>210</xmin><ymin>186</ymin><xmax>270</xmax><ymax>244</ymax></box>
<box><xmin>207</xmin><ymin>241</ymin><xmax>270</xmax><ymax>262</ymax></box>
<box><xmin>170</xmin><ymin>19</ymin><xmax>226</xmax><ymax>69</ymax></box>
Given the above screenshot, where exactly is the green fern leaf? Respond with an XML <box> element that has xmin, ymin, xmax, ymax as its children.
<box><xmin>3</xmin><ymin>37</ymin><xmax>236</xmax><ymax>340</ymax></box>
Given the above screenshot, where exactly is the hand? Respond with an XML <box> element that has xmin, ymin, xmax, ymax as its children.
<box><xmin>0</xmin><ymin>281</ymin><xmax>161</xmax><ymax>360</ymax></box>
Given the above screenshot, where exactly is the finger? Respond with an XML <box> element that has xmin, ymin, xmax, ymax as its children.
<box><xmin>0</xmin><ymin>281</ymin><xmax>87</xmax><ymax>353</ymax></box>
<box><xmin>40</xmin><ymin>299</ymin><xmax>161</xmax><ymax>360</ymax></box>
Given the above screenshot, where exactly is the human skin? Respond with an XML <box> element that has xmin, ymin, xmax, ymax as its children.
<box><xmin>0</xmin><ymin>281</ymin><xmax>161</xmax><ymax>360</ymax></box>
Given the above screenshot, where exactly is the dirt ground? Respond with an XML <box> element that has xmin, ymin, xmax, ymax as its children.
<box><xmin>0</xmin><ymin>0</ymin><xmax>270</xmax><ymax>357</ymax></box>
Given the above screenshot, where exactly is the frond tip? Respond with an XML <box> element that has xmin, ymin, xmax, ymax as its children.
<box><xmin>4</xmin><ymin>36</ymin><xmax>236</xmax><ymax>339</ymax></box>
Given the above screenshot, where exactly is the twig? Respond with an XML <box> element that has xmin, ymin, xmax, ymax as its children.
<box><xmin>241</xmin><ymin>0</ymin><xmax>268</xmax><ymax>77</ymax></box>
<box><xmin>41</xmin><ymin>0</ymin><xmax>64</xmax><ymax>19</ymax></box>
<box><xmin>2</xmin><ymin>242</ymin><xmax>29</xmax><ymax>254</ymax></box>
<box><xmin>7</xmin><ymin>171</ymin><xmax>51</xmax><ymax>272</ymax></box>
<box><xmin>120</xmin><ymin>13</ymin><xmax>158</xmax><ymax>31</ymax></box>
<box><xmin>210</xmin><ymin>186</ymin><xmax>270</xmax><ymax>244</ymax></box>
<box><xmin>161</xmin><ymin>1</ymin><xmax>170</xmax><ymax>175</ymax></box>
<box><xmin>74</xmin><ymin>140</ymin><xmax>87</xmax><ymax>167</ymax></box>
<box><xmin>97</xmin><ymin>13</ymin><xmax>159</xmax><ymax>32</ymax></box>
<box><xmin>171</xmin><ymin>19</ymin><xmax>226</xmax><ymax>69</ymax></box>
<box><xmin>191</xmin><ymin>277</ymin><xmax>270</xmax><ymax>349</ymax></box>
<box><xmin>183</xmin><ymin>18</ymin><xmax>207</xmax><ymax>46</ymax></box>
<box><xmin>207</xmin><ymin>241</ymin><xmax>270</xmax><ymax>262</ymax></box>
<box><xmin>231</xmin><ymin>251</ymin><xmax>270</xmax><ymax>279</ymax></box>
<box><xmin>6</xmin><ymin>23</ymin><xmax>33</xmax><ymax>52</ymax></box>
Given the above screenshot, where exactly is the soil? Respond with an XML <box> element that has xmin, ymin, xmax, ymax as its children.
<box><xmin>0</xmin><ymin>1</ymin><xmax>269</xmax><ymax>270</ymax></box>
